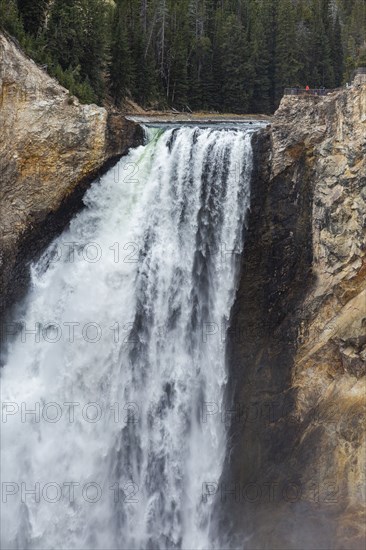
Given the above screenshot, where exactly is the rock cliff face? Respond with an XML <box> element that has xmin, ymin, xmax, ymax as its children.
<box><xmin>218</xmin><ymin>86</ymin><xmax>366</xmax><ymax>549</ymax></box>
<box><xmin>0</xmin><ymin>32</ymin><xmax>142</xmax><ymax>314</ymax></box>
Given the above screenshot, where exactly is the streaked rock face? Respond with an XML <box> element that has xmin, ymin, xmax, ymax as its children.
<box><xmin>0</xmin><ymin>32</ymin><xmax>142</xmax><ymax>314</ymax></box>
<box><xmin>275</xmin><ymin>86</ymin><xmax>365</xmax><ymax>549</ymax></box>
<box><xmin>219</xmin><ymin>85</ymin><xmax>365</xmax><ymax>549</ymax></box>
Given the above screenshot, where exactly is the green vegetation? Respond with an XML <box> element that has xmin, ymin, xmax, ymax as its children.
<box><xmin>1</xmin><ymin>0</ymin><xmax>365</xmax><ymax>112</ymax></box>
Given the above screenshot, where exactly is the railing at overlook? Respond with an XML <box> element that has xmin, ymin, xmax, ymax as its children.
<box><xmin>285</xmin><ymin>69</ymin><xmax>366</xmax><ymax>97</ymax></box>
<box><xmin>284</xmin><ymin>87</ymin><xmax>342</xmax><ymax>96</ymax></box>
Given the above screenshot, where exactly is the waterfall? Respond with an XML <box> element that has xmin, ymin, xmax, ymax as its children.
<box><xmin>1</xmin><ymin>125</ymin><xmax>256</xmax><ymax>549</ymax></box>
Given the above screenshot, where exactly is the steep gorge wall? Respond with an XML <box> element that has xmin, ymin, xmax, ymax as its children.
<box><xmin>0</xmin><ymin>32</ymin><xmax>143</xmax><ymax>315</ymax></box>
<box><xmin>219</xmin><ymin>85</ymin><xmax>366</xmax><ymax>549</ymax></box>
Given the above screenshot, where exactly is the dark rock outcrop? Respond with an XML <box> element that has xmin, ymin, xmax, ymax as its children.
<box><xmin>217</xmin><ymin>86</ymin><xmax>366</xmax><ymax>549</ymax></box>
<box><xmin>0</xmin><ymin>32</ymin><xmax>143</xmax><ymax>316</ymax></box>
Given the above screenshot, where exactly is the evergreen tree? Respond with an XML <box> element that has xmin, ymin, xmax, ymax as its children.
<box><xmin>248</xmin><ymin>0</ymin><xmax>272</xmax><ymax>113</ymax></box>
<box><xmin>308</xmin><ymin>0</ymin><xmax>334</xmax><ymax>87</ymax></box>
<box><xmin>17</xmin><ymin>0</ymin><xmax>48</xmax><ymax>36</ymax></box>
<box><xmin>46</xmin><ymin>0</ymin><xmax>108</xmax><ymax>103</ymax></box>
<box><xmin>77</xmin><ymin>0</ymin><xmax>108</xmax><ymax>101</ymax></box>
<box><xmin>274</xmin><ymin>0</ymin><xmax>301</xmax><ymax>105</ymax></box>
<box><xmin>110</xmin><ymin>0</ymin><xmax>135</xmax><ymax>105</ymax></box>
<box><xmin>0</xmin><ymin>0</ymin><xmax>25</xmax><ymax>39</ymax></box>
<box><xmin>46</xmin><ymin>0</ymin><xmax>85</xmax><ymax>70</ymax></box>
<box><xmin>331</xmin><ymin>14</ymin><xmax>344</xmax><ymax>85</ymax></box>
<box><xmin>219</xmin><ymin>14</ymin><xmax>250</xmax><ymax>113</ymax></box>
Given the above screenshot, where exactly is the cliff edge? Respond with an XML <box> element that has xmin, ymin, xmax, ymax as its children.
<box><xmin>0</xmin><ymin>32</ymin><xmax>142</xmax><ymax>314</ymax></box>
<box><xmin>220</xmin><ymin>85</ymin><xmax>366</xmax><ymax>549</ymax></box>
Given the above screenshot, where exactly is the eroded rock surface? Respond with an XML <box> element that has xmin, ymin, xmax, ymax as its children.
<box><xmin>0</xmin><ymin>32</ymin><xmax>142</xmax><ymax>313</ymax></box>
<box><xmin>219</xmin><ymin>86</ymin><xmax>366</xmax><ymax>549</ymax></box>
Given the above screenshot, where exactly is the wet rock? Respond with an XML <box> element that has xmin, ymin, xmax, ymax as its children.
<box><xmin>218</xmin><ymin>85</ymin><xmax>366</xmax><ymax>549</ymax></box>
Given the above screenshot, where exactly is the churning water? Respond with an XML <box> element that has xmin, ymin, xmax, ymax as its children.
<box><xmin>1</xmin><ymin>125</ymin><xmax>256</xmax><ymax>549</ymax></box>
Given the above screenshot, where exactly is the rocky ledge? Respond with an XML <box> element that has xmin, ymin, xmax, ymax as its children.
<box><xmin>218</xmin><ymin>85</ymin><xmax>366</xmax><ymax>549</ymax></box>
<box><xmin>0</xmin><ymin>32</ymin><xmax>143</xmax><ymax>315</ymax></box>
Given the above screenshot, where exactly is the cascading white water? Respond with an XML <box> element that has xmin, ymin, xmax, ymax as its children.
<box><xmin>1</xmin><ymin>125</ymin><xmax>256</xmax><ymax>550</ymax></box>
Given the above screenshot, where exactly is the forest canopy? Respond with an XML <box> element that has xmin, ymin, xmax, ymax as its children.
<box><xmin>1</xmin><ymin>0</ymin><xmax>365</xmax><ymax>113</ymax></box>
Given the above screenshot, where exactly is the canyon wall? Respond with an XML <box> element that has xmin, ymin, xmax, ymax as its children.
<box><xmin>0</xmin><ymin>32</ymin><xmax>142</xmax><ymax>315</ymax></box>
<box><xmin>219</xmin><ymin>85</ymin><xmax>366</xmax><ymax>549</ymax></box>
